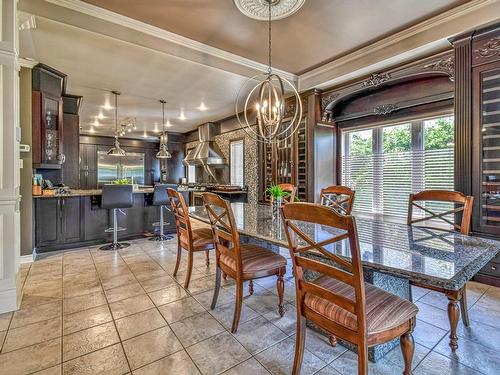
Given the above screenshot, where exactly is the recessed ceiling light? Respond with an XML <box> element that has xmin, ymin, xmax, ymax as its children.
<box><xmin>127</xmin><ymin>128</ymin><xmax>132</xmax><ymax>133</ymax></box>
<box><xmin>102</xmin><ymin>103</ymin><xmax>112</xmax><ymax>110</ymax></box>
<box><xmin>197</xmin><ymin>102</ymin><xmax>208</xmax><ymax>111</ymax></box>
<box><xmin>143</xmin><ymin>131</ymin><xmax>148</xmax><ymax>138</ymax></box>
<box><xmin>89</xmin><ymin>127</ymin><xmax>95</xmax><ymax>134</ymax></box>
<box><xmin>166</xmin><ymin>120</ymin><xmax>172</xmax><ymax>127</ymax></box>
<box><xmin>93</xmin><ymin>119</ymin><xmax>99</xmax><ymax>126</ymax></box>
<box><xmin>178</xmin><ymin>110</ymin><xmax>187</xmax><ymax>121</ymax></box>
<box><xmin>97</xmin><ymin>112</ymin><xmax>104</xmax><ymax>120</ymax></box>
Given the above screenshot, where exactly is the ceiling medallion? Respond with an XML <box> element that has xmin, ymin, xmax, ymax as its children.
<box><xmin>234</xmin><ymin>0</ymin><xmax>306</xmax><ymax>20</ymax></box>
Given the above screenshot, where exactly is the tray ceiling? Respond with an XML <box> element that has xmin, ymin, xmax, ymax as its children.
<box><xmin>82</xmin><ymin>0</ymin><xmax>467</xmax><ymax>74</ymax></box>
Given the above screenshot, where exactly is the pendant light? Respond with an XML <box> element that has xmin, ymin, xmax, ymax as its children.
<box><xmin>156</xmin><ymin>99</ymin><xmax>171</xmax><ymax>159</ymax></box>
<box><xmin>107</xmin><ymin>91</ymin><xmax>126</xmax><ymax>156</ymax></box>
<box><xmin>235</xmin><ymin>0</ymin><xmax>302</xmax><ymax>144</ymax></box>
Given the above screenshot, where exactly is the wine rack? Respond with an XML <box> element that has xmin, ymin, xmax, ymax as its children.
<box><xmin>479</xmin><ymin>66</ymin><xmax>500</xmax><ymax>231</ymax></box>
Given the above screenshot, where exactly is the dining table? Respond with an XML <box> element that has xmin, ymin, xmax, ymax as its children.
<box><xmin>188</xmin><ymin>202</ymin><xmax>500</xmax><ymax>361</ymax></box>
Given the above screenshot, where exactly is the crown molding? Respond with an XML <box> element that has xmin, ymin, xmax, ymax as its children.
<box><xmin>18</xmin><ymin>57</ymin><xmax>38</xmax><ymax>68</ymax></box>
<box><xmin>44</xmin><ymin>0</ymin><xmax>297</xmax><ymax>82</ymax></box>
<box><xmin>298</xmin><ymin>0</ymin><xmax>500</xmax><ymax>90</ymax></box>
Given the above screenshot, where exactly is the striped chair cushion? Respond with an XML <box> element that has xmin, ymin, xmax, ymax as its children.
<box><xmin>180</xmin><ymin>227</ymin><xmax>214</xmax><ymax>251</ymax></box>
<box><xmin>304</xmin><ymin>276</ymin><xmax>418</xmax><ymax>334</ymax></box>
<box><xmin>220</xmin><ymin>243</ymin><xmax>287</xmax><ymax>275</ymax></box>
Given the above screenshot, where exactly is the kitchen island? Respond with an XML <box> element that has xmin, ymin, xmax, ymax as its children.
<box><xmin>33</xmin><ymin>188</ymin><xmax>174</xmax><ymax>253</ymax></box>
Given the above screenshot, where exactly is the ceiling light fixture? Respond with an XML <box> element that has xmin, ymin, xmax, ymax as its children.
<box><xmin>106</xmin><ymin>91</ymin><xmax>126</xmax><ymax>156</ymax></box>
<box><xmin>178</xmin><ymin>110</ymin><xmax>187</xmax><ymax>121</ymax></box>
<box><xmin>197</xmin><ymin>102</ymin><xmax>208</xmax><ymax>111</ymax></box>
<box><xmin>93</xmin><ymin>119</ymin><xmax>99</xmax><ymax>126</ymax></box>
<box><xmin>97</xmin><ymin>112</ymin><xmax>104</xmax><ymax>120</ymax></box>
<box><xmin>235</xmin><ymin>0</ymin><xmax>302</xmax><ymax>144</ymax></box>
<box><xmin>156</xmin><ymin>99</ymin><xmax>172</xmax><ymax>159</ymax></box>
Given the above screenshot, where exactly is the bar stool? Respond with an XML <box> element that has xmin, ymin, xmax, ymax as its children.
<box><xmin>149</xmin><ymin>184</ymin><xmax>174</xmax><ymax>241</ymax></box>
<box><xmin>100</xmin><ymin>184</ymin><xmax>134</xmax><ymax>250</ymax></box>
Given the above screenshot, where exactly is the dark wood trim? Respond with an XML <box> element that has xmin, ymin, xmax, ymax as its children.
<box><xmin>321</xmin><ymin>51</ymin><xmax>454</xmax><ymax>123</ymax></box>
<box><xmin>451</xmin><ymin>34</ymin><xmax>473</xmax><ymax>197</ymax></box>
<box><xmin>474</xmin><ymin>273</ymin><xmax>500</xmax><ymax>288</ymax></box>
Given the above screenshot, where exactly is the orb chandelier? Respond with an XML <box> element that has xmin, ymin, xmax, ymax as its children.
<box><xmin>235</xmin><ymin>0</ymin><xmax>302</xmax><ymax>144</ymax></box>
<box><xmin>107</xmin><ymin>91</ymin><xmax>126</xmax><ymax>156</ymax></box>
<box><xmin>156</xmin><ymin>99</ymin><xmax>171</xmax><ymax>159</ymax></box>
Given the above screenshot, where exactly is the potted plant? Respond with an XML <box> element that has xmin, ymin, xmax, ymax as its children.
<box><xmin>266</xmin><ymin>185</ymin><xmax>292</xmax><ymax>219</ymax></box>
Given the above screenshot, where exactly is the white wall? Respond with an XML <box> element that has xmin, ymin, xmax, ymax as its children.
<box><xmin>0</xmin><ymin>0</ymin><xmax>22</xmax><ymax>313</ymax></box>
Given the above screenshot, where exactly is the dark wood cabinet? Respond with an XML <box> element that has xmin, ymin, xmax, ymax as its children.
<box><xmin>32</xmin><ymin>64</ymin><xmax>67</xmax><ymax>170</ymax></box>
<box><xmin>35</xmin><ymin>198</ymin><xmax>59</xmax><ymax>247</ymax></box>
<box><xmin>32</xmin><ymin>91</ymin><xmax>64</xmax><ymax>169</ymax></box>
<box><xmin>35</xmin><ymin>197</ymin><xmax>82</xmax><ymax>250</ymax></box>
<box><xmin>61</xmin><ymin>197</ymin><xmax>82</xmax><ymax>242</ymax></box>
<box><xmin>79</xmin><ymin>144</ymin><xmax>97</xmax><ymax>189</ymax></box>
<box><xmin>453</xmin><ymin>22</ymin><xmax>500</xmax><ymax>286</ymax></box>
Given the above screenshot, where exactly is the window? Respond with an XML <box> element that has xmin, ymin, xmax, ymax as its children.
<box><xmin>230</xmin><ymin>139</ymin><xmax>244</xmax><ymax>186</ymax></box>
<box><xmin>186</xmin><ymin>148</ymin><xmax>196</xmax><ymax>183</ymax></box>
<box><xmin>341</xmin><ymin>115</ymin><xmax>454</xmax><ymax>218</ymax></box>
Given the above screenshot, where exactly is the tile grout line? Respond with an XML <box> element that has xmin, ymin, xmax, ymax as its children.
<box><xmin>88</xmin><ymin>247</ymin><xmax>134</xmax><ymax>374</ymax></box>
<box><xmin>113</xmin><ymin>241</ymin><xmax>207</xmax><ymax>374</ymax></box>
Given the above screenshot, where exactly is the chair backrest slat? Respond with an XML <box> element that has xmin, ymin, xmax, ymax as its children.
<box><xmin>167</xmin><ymin>188</ymin><xmax>193</xmax><ymax>245</ymax></box>
<box><xmin>281</xmin><ymin>202</ymin><xmax>367</xmax><ymax>336</ymax></box>
<box><xmin>270</xmin><ymin>183</ymin><xmax>297</xmax><ymax>204</ymax></box>
<box><xmin>407</xmin><ymin>190</ymin><xmax>474</xmax><ymax>235</ymax></box>
<box><xmin>320</xmin><ymin>185</ymin><xmax>355</xmax><ymax>215</ymax></box>
<box><xmin>202</xmin><ymin>193</ymin><xmax>243</xmax><ymax>272</ymax></box>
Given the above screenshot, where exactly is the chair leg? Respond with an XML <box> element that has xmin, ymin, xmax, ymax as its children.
<box><xmin>400</xmin><ymin>331</ymin><xmax>415</xmax><ymax>375</ymax></box>
<box><xmin>277</xmin><ymin>271</ymin><xmax>285</xmax><ymax>317</ymax></box>
<box><xmin>460</xmin><ymin>288</ymin><xmax>470</xmax><ymax>327</ymax></box>
<box><xmin>184</xmin><ymin>251</ymin><xmax>194</xmax><ymax>289</ymax></box>
<box><xmin>211</xmin><ymin>266</ymin><xmax>221</xmax><ymax>310</ymax></box>
<box><xmin>329</xmin><ymin>335</ymin><xmax>337</xmax><ymax>347</ymax></box>
<box><xmin>292</xmin><ymin>315</ymin><xmax>306</xmax><ymax>375</ymax></box>
<box><xmin>248</xmin><ymin>280</ymin><xmax>254</xmax><ymax>295</ymax></box>
<box><xmin>173</xmin><ymin>244</ymin><xmax>182</xmax><ymax>276</ymax></box>
<box><xmin>205</xmin><ymin>250</ymin><xmax>210</xmax><ymax>267</ymax></box>
<box><xmin>358</xmin><ymin>341</ymin><xmax>368</xmax><ymax>375</ymax></box>
<box><xmin>231</xmin><ymin>279</ymin><xmax>243</xmax><ymax>333</ymax></box>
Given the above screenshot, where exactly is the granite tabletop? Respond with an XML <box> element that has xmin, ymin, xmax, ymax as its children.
<box><xmin>33</xmin><ymin>187</ymin><xmax>154</xmax><ymax>198</ymax></box>
<box><xmin>189</xmin><ymin>203</ymin><xmax>500</xmax><ymax>291</ymax></box>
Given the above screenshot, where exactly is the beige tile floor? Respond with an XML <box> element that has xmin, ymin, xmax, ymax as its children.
<box><xmin>1</xmin><ymin>236</ymin><xmax>499</xmax><ymax>375</ymax></box>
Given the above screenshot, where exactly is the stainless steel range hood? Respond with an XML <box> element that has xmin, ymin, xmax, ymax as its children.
<box><xmin>183</xmin><ymin>123</ymin><xmax>226</xmax><ymax>166</ymax></box>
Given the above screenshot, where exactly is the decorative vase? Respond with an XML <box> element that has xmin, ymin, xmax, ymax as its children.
<box><xmin>272</xmin><ymin>196</ymin><xmax>283</xmax><ymax>221</ymax></box>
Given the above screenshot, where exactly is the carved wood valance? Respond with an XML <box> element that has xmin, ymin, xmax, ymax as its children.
<box><xmin>320</xmin><ymin>51</ymin><xmax>454</xmax><ymax>123</ymax></box>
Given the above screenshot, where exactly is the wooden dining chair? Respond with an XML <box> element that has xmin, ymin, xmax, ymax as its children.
<box><xmin>281</xmin><ymin>202</ymin><xmax>418</xmax><ymax>375</ymax></box>
<box><xmin>320</xmin><ymin>185</ymin><xmax>355</xmax><ymax>215</ymax></box>
<box><xmin>203</xmin><ymin>192</ymin><xmax>287</xmax><ymax>333</ymax></box>
<box><xmin>167</xmin><ymin>188</ymin><xmax>215</xmax><ymax>289</ymax></box>
<box><xmin>407</xmin><ymin>189</ymin><xmax>474</xmax><ymax>343</ymax></box>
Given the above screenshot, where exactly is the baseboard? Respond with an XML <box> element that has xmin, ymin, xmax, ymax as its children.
<box><xmin>19</xmin><ymin>254</ymin><xmax>34</xmax><ymax>264</ymax></box>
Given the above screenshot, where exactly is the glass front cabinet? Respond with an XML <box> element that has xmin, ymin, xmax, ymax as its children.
<box><xmin>33</xmin><ymin>92</ymin><xmax>64</xmax><ymax>167</ymax></box>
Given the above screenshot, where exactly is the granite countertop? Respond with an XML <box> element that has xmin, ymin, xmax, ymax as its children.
<box><xmin>188</xmin><ymin>203</ymin><xmax>500</xmax><ymax>291</ymax></box>
<box><xmin>33</xmin><ymin>187</ymin><xmax>154</xmax><ymax>198</ymax></box>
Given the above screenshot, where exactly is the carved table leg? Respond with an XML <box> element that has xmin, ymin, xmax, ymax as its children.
<box><xmin>446</xmin><ymin>290</ymin><xmax>460</xmax><ymax>351</ymax></box>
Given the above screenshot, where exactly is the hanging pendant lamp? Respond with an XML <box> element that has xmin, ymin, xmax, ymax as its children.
<box><xmin>235</xmin><ymin>0</ymin><xmax>302</xmax><ymax>144</ymax></box>
<box><xmin>107</xmin><ymin>91</ymin><xmax>126</xmax><ymax>156</ymax></box>
<box><xmin>156</xmin><ymin>99</ymin><xmax>171</xmax><ymax>159</ymax></box>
